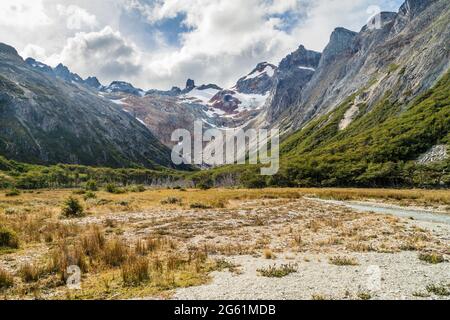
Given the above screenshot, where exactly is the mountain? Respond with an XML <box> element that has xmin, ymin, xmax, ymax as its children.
<box><xmin>25</xmin><ymin>58</ymin><xmax>103</xmax><ymax>89</ymax></box>
<box><xmin>235</xmin><ymin>62</ymin><xmax>276</xmax><ymax>95</ymax></box>
<box><xmin>265</xmin><ymin>0</ymin><xmax>450</xmax><ymax>133</ymax></box>
<box><xmin>0</xmin><ymin>43</ymin><xmax>176</xmax><ymax>169</ymax></box>
<box><xmin>101</xmin><ymin>81</ymin><xmax>144</xmax><ymax>96</ymax></box>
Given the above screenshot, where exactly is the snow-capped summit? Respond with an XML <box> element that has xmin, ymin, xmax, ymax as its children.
<box><xmin>102</xmin><ymin>81</ymin><xmax>144</xmax><ymax>96</ymax></box>
<box><xmin>235</xmin><ymin>62</ymin><xmax>277</xmax><ymax>95</ymax></box>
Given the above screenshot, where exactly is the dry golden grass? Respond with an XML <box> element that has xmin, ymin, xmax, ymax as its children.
<box><xmin>0</xmin><ymin>187</ymin><xmax>448</xmax><ymax>299</ymax></box>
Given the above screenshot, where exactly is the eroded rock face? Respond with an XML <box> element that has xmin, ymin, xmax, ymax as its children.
<box><xmin>265</xmin><ymin>46</ymin><xmax>321</xmax><ymax>123</ymax></box>
<box><xmin>417</xmin><ymin>145</ymin><xmax>448</xmax><ymax>164</ymax></box>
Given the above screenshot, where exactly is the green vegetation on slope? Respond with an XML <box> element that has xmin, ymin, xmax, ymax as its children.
<box><xmin>272</xmin><ymin>71</ymin><xmax>450</xmax><ymax>187</ymax></box>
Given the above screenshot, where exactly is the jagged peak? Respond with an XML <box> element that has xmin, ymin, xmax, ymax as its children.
<box><xmin>279</xmin><ymin>45</ymin><xmax>321</xmax><ymax>72</ymax></box>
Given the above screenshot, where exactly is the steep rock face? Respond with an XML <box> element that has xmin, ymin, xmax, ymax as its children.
<box><xmin>0</xmin><ymin>43</ymin><xmax>175</xmax><ymax>169</ymax></box>
<box><xmin>235</xmin><ymin>62</ymin><xmax>276</xmax><ymax>95</ymax></box>
<box><xmin>268</xmin><ymin>0</ymin><xmax>449</xmax><ymax>132</ymax></box>
<box><xmin>264</xmin><ymin>46</ymin><xmax>321</xmax><ymax>124</ymax></box>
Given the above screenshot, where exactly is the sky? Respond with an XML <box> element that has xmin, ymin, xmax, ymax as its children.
<box><xmin>0</xmin><ymin>0</ymin><xmax>404</xmax><ymax>90</ymax></box>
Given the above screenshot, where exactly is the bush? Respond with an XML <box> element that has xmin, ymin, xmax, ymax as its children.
<box><xmin>419</xmin><ymin>252</ymin><xmax>445</xmax><ymax>264</ymax></box>
<box><xmin>0</xmin><ymin>268</ymin><xmax>14</xmax><ymax>289</ymax></box>
<box><xmin>5</xmin><ymin>188</ymin><xmax>20</xmax><ymax>197</ymax></box>
<box><xmin>0</xmin><ymin>226</ymin><xmax>19</xmax><ymax>249</ymax></box>
<box><xmin>128</xmin><ymin>185</ymin><xmax>145</xmax><ymax>193</ymax></box>
<box><xmin>257</xmin><ymin>264</ymin><xmax>297</xmax><ymax>278</ymax></box>
<box><xmin>329</xmin><ymin>256</ymin><xmax>359</xmax><ymax>266</ymax></box>
<box><xmin>105</xmin><ymin>183</ymin><xmax>125</xmax><ymax>194</ymax></box>
<box><xmin>85</xmin><ymin>180</ymin><xmax>98</xmax><ymax>191</ymax></box>
<box><xmin>83</xmin><ymin>191</ymin><xmax>97</xmax><ymax>200</ymax></box>
<box><xmin>61</xmin><ymin>197</ymin><xmax>85</xmax><ymax>218</ymax></box>
<box><xmin>189</xmin><ymin>202</ymin><xmax>212</xmax><ymax>209</ymax></box>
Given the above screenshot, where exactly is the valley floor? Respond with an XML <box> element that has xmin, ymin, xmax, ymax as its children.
<box><xmin>0</xmin><ymin>188</ymin><xmax>448</xmax><ymax>300</ymax></box>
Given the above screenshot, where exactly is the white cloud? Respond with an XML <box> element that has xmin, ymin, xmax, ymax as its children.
<box><xmin>21</xmin><ymin>44</ymin><xmax>48</xmax><ymax>61</ymax></box>
<box><xmin>57</xmin><ymin>4</ymin><xmax>98</xmax><ymax>30</ymax></box>
<box><xmin>0</xmin><ymin>0</ymin><xmax>51</xmax><ymax>28</ymax></box>
<box><xmin>47</xmin><ymin>26</ymin><xmax>141</xmax><ymax>82</ymax></box>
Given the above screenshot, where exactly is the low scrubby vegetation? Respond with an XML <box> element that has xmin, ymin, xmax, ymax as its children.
<box><xmin>257</xmin><ymin>264</ymin><xmax>298</xmax><ymax>278</ymax></box>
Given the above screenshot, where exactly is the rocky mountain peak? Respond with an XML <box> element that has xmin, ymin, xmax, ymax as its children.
<box><xmin>186</xmin><ymin>79</ymin><xmax>195</xmax><ymax>90</ymax></box>
<box><xmin>235</xmin><ymin>62</ymin><xmax>277</xmax><ymax>95</ymax></box>
<box><xmin>320</xmin><ymin>27</ymin><xmax>357</xmax><ymax>65</ymax></box>
<box><xmin>103</xmin><ymin>81</ymin><xmax>144</xmax><ymax>96</ymax></box>
<box><xmin>278</xmin><ymin>45</ymin><xmax>321</xmax><ymax>72</ymax></box>
<box><xmin>54</xmin><ymin>63</ymin><xmax>83</xmax><ymax>83</ymax></box>
<box><xmin>84</xmin><ymin>76</ymin><xmax>102</xmax><ymax>89</ymax></box>
<box><xmin>25</xmin><ymin>58</ymin><xmax>54</xmax><ymax>74</ymax></box>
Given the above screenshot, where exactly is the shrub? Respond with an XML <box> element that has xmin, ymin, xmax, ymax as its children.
<box><xmin>61</xmin><ymin>197</ymin><xmax>85</xmax><ymax>218</ymax></box>
<box><xmin>0</xmin><ymin>226</ymin><xmax>19</xmax><ymax>249</ymax></box>
<box><xmin>84</xmin><ymin>191</ymin><xmax>97</xmax><ymax>200</ymax></box>
<box><xmin>426</xmin><ymin>284</ymin><xmax>450</xmax><ymax>296</ymax></box>
<box><xmin>418</xmin><ymin>252</ymin><xmax>445</xmax><ymax>264</ymax></box>
<box><xmin>5</xmin><ymin>188</ymin><xmax>20</xmax><ymax>197</ymax></box>
<box><xmin>85</xmin><ymin>180</ymin><xmax>98</xmax><ymax>191</ymax></box>
<box><xmin>190</xmin><ymin>202</ymin><xmax>212</xmax><ymax>209</ymax></box>
<box><xmin>122</xmin><ymin>257</ymin><xmax>150</xmax><ymax>286</ymax></box>
<box><xmin>105</xmin><ymin>183</ymin><xmax>125</xmax><ymax>194</ymax></box>
<box><xmin>128</xmin><ymin>185</ymin><xmax>145</xmax><ymax>193</ymax></box>
<box><xmin>329</xmin><ymin>256</ymin><xmax>359</xmax><ymax>266</ymax></box>
<box><xmin>0</xmin><ymin>268</ymin><xmax>14</xmax><ymax>289</ymax></box>
<box><xmin>257</xmin><ymin>264</ymin><xmax>297</xmax><ymax>278</ymax></box>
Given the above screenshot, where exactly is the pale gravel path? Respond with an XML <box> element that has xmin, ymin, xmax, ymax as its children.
<box><xmin>174</xmin><ymin>251</ymin><xmax>449</xmax><ymax>300</ymax></box>
<box><xmin>174</xmin><ymin>217</ymin><xmax>450</xmax><ymax>300</ymax></box>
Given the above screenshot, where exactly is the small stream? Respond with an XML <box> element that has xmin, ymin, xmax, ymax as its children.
<box><xmin>307</xmin><ymin>198</ymin><xmax>450</xmax><ymax>225</ymax></box>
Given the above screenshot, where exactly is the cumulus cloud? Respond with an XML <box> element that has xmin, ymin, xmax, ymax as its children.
<box><xmin>57</xmin><ymin>4</ymin><xmax>99</xmax><ymax>30</ymax></box>
<box><xmin>47</xmin><ymin>26</ymin><xmax>141</xmax><ymax>82</ymax></box>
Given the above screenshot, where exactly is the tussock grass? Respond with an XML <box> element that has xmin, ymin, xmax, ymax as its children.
<box><xmin>257</xmin><ymin>264</ymin><xmax>298</xmax><ymax>278</ymax></box>
<box><xmin>329</xmin><ymin>256</ymin><xmax>359</xmax><ymax>266</ymax></box>
<box><xmin>426</xmin><ymin>283</ymin><xmax>450</xmax><ymax>296</ymax></box>
<box><xmin>0</xmin><ymin>268</ymin><xmax>14</xmax><ymax>289</ymax></box>
<box><xmin>419</xmin><ymin>252</ymin><xmax>445</xmax><ymax>264</ymax></box>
